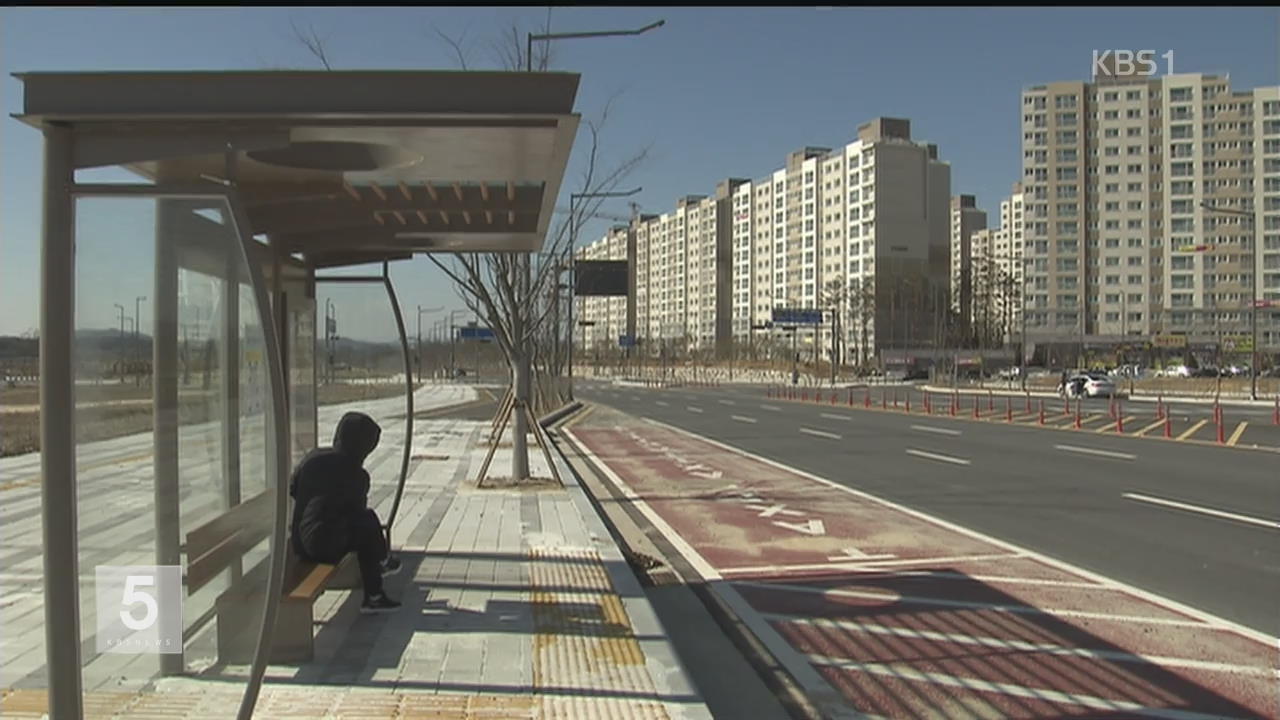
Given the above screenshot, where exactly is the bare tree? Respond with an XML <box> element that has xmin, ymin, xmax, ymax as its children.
<box><xmin>290</xmin><ymin>18</ymin><xmax>333</xmax><ymax>70</ymax></box>
<box><xmin>427</xmin><ymin>17</ymin><xmax>650</xmax><ymax>481</ymax></box>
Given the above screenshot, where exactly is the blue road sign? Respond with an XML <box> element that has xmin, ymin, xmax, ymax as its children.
<box><xmin>771</xmin><ymin>308</ymin><xmax>823</xmax><ymax>325</ymax></box>
<box><xmin>457</xmin><ymin>326</ymin><xmax>495</xmax><ymax>340</ymax></box>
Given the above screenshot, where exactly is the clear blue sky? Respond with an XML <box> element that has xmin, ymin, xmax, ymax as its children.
<box><xmin>2</xmin><ymin>7</ymin><xmax>1276</xmax><ymax>340</ymax></box>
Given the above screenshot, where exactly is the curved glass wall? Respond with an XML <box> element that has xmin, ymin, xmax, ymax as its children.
<box><xmin>46</xmin><ymin>195</ymin><xmax>284</xmax><ymax>713</ymax></box>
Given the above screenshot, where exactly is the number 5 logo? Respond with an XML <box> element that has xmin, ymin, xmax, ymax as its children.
<box><xmin>120</xmin><ymin>574</ymin><xmax>159</xmax><ymax>631</ymax></box>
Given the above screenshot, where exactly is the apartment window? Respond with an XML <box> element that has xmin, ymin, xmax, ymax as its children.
<box><xmin>1104</xmin><ymin>128</ymin><xmax>1120</xmax><ymax>139</ymax></box>
<box><xmin>1104</xmin><ymin>257</ymin><xmax>1120</xmax><ymax>266</ymax></box>
<box><xmin>1056</xmin><ymin>149</ymin><xmax>1077</xmax><ymax>163</ymax></box>
<box><xmin>1127</xmin><ymin>256</ymin><xmax>1144</xmax><ymax>267</ymax></box>
<box><xmin>1057</xmin><ymin>203</ymin><xmax>1078</xmax><ymax>217</ymax></box>
<box><xmin>1127</xmin><ymin>164</ymin><xmax>1143</xmax><ymax>174</ymax></box>
<box><xmin>1127</xmin><ymin>182</ymin><xmax>1143</xmax><ymax>193</ymax></box>
<box><xmin>1057</xmin><ymin>112</ymin><xmax>1077</xmax><ymax>126</ymax></box>
<box><xmin>1127</xmin><ymin>127</ymin><xmax>1143</xmax><ymax>137</ymax></box>
<box><xmin>1104</xmin><ymin>110</ymin><xmax>1120</xmax><ymax>120</ymax></box>
<box><xmin>1057</xmin><ymin>130</ymin><xmax>1078</xmax><ymax>144</ymax></box>
<box><xmin>1127</xmin><ymin>275</ymin><xmax>1143</xmax><ymax>285</ymax></box>
<box><xmin>1169</xmin><ymin>87</ymin><xmax>1193</xmax><ymax>102</ymax></box>
<box><xmin>1105</xmin><ymin>275</ymin><xmax>1121</xmax><ymax>285</ymax></box>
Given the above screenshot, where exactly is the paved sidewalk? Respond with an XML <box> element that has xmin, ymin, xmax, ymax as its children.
<box><xmin>1</xmin><ymin>413</ymin><xmax>710</xmax><ymax>719</ymax></box>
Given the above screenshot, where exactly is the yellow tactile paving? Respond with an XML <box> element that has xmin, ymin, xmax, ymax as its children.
<box><xmin>3</xmin><ymin>688</ymin><xmax>672</xmax><ymax>719</ymax></box>
<box><xmin>529</xmin><ymin>547</ymin><xmax>667</xmax><ymax>720</ymax></box>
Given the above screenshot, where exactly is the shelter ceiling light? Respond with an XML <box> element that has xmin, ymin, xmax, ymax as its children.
<box><xmin>247</xmin><ymin>141</ymin><xmax>422</xmax><ymax>172</ymax></box>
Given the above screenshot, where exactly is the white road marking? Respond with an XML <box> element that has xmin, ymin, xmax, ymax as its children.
<box><xmin>687</xmin><ymin>406</ymin><xmax>703</xmax><ymax>413</ymax></box>
<box><xmin>745</xmin><ymin>503</ymin><xmax>804</xmax><ymax>518</ymax></box>
<box><xmin>1054</xmin><ymin>444</ymin><xmax>1135</xmax><ymax>460</ymax></box>
<box><xmin>827</xmin><ymin>546</ymin><xmax>895</xmax><ymax>562</ymax></box>
<box><xmin>772</xmin><ymin>518</ymin><xmax>826</xmax><ymax>536</ymax></box>
<box><xmin>804</xmin><ymin>654</ymin><xmax>1246</xmax><ymax>718</ymax></box>
<box><xmin>799</xmin><ymin>427</ymin><xmax>841</xmax><ymax>440</ymax></box>
<box><xmin>910</xmin><ymin>424</ymin><xmax>960</xmax><ymax>436</ymax></box>
<box><xmin>905</xmin><ymin>448</ymin><xmax>970</xmax><ymax>466</ymax></box>
<box><xmin>1123</xmin><ymin>492</ymin><xmax>1280</xmax><ymax>531</ymax></box>
<box><xmin>820</xmin><ymin>413</ymin><xmax>850</xmax><ymax>421</ymax></box>
<box><xmin>730</xmin><ymin>415</ymin><xmax>757</xmax><ymax>424</ymax></box>
<box><xmin>637</xmin><ymin>416</ymin><xmax>1280</xmax><ymax>648</ymax></box>
<box><xmin>655</xmin><ymin>400</ymin><xmax>669</xmax><ymax>407</ymax></box>
<box><xmin>718</xmin><ymin>399</ymin><xmax>735</xmax><ymax>406</ymax></box>
<box><xmin>771</xmin><ymin>615</ymin><xmax>1280</xmax><ymax>679</ymax></box>
<box><xmin>759</xmin><ymin>404</ymin><xmax>781</xmax><ymax>411</ymax></box>
<box><xmin>735</xmin><ymin>581</ymin><xmax>1211</xmax><ymax>628</ymax></box>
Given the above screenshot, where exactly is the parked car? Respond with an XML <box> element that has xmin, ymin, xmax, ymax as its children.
<box><xmin>1058</xmin><ymin>372</ymin><xmax>1117</xmax><ymax>399</ymax></box>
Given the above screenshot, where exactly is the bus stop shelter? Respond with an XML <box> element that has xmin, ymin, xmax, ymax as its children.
<box><xmin>14</xmin><ymin>70</ymin><xmax>580</xmax><ymax>719</ymax></box>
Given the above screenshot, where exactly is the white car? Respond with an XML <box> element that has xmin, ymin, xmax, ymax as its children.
<box><xmin>1059</xmin><ymin>372</ymin><xmax>1118</xmax><ymax>399</ymax></box>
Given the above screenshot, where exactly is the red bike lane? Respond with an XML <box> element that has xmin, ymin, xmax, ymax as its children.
<box><xmin>566</xmin><ymin>414</ymin><xmax>1278</xmax><ymax>720</ymax></box>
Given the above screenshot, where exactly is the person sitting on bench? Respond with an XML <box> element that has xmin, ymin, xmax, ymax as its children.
<box><xmin>290</xmin><ymin>411</ymin><xmax>402</xmax><ymax>614</ymax></box>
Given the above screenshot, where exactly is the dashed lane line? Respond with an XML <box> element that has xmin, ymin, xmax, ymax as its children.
<box><xmin>904</xmin><ymin>448</ymin><xmax>970</xmax><ymax>466</ymax></box>
<box><xmin>1122</xmin><ymin>492</ymin><xmax>1280</xmax><ymax>531</ymax></box>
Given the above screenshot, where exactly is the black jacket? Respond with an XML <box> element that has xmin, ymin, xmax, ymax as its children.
<box><xmin>289</xmin><ymin>412</ymin><xmax>381</xmax><ymax>561</ymax></box>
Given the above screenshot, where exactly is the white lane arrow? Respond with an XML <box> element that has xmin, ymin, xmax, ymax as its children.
<box><xmin>826</xmin><ymin>547</ymin><xmax>896</xmax><ymax>562</ymax></box>
<box><xmin>773</xmin><ymin>519</ymin><xmax>826</xmax><ymax>536</ymax></box>
<box><xmin>690</xmin><ymin>469</ymin><xmax>724</xmax><ymax>480</ymax></box>
<box><xmin>748</xmin><ymin>503</ymin><xmax>804</xmax><ymax>518</ymax></box>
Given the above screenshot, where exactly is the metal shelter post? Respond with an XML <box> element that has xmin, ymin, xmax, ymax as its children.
<box><xmin>381</xmin><ymin>263</ymin><xmax>414</xmax><ymax>542</ymax></box>
<box><xmin>40</xmin><ymin>121</ymin><xmax>85</xmax><ymax>720</ymax></box>
<box><xmin>153</xmin><ymin>198</ymin><xmax>184</xmax><ymax>675</ymax></box>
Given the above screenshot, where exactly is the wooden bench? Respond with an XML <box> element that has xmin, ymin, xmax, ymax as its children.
<box><xmin>184</xmin><ymin>491</ymin><xmax>359</xmax><ymax>664</ymax></box>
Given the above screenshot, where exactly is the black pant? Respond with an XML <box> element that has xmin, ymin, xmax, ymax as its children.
<box><xmin>297</xmin><ymin>508</ymin><xmax>388</xmax><ymax>597</ymax></box>
<box><xmin>349</xmin><ymin>508</ymin><xmax>389</xmax><ymax>597</ymax></box>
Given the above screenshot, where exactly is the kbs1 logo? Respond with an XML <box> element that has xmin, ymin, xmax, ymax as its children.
<box><xmin>1092</xmin><ymin>50</ymin><xmax>1174</xmax><ymax>78</ymax></box>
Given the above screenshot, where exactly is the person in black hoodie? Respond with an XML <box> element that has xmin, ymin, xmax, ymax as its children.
<box><xmin>290</xmin><ymin>411</ymin><xmax>402</xmax><ymax>613</ymax></box>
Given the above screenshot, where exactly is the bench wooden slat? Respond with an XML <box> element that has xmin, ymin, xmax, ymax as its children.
<box><xmin>185</xmin><ymin>490</ymin><xmax>275</xmax><ymax>593</ymax></box>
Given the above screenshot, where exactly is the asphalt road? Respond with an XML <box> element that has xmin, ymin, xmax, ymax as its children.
<box><xmin>574</xmin><ymin>379</ymin><xmax>1280</xmax><ymax>637</ymax></box>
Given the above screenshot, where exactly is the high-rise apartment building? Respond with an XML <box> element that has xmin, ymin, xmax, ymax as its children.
<box><xmin>578</xmin><ymin>117</ymin><xmax>953</xmax><ymax>362</ymax></box>
<box><xmin>1021</xmin><ymin>70</ymin><xmax>1280</xmax><ymax>347</ymax></box>
<box><xmin>950</xmin><ymin>195</ymin><xmax>988</xmax><ymax>327</ymax></box>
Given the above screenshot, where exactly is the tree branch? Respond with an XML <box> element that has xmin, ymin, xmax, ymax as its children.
<box><xmin>290</xmin><ymin>18</ymin><xmax>333</xmax><ymax>70</ymax></box>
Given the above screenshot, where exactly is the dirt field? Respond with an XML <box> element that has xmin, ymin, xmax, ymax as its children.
<box><xmin>0</xmin><ymin>381</ymin><xmax>421</xmax><ymax>457</ymax></box>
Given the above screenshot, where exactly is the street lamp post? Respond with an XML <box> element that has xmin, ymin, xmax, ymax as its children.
<box><xmin>416</xmin><ymin>305</ymin><xmax>443</xmax><ymax>383</ymax></box>
<box><xmin>1200</xmin><ymin>202</ymin><xmax>1260</xmax><ymax>401</ymax></box>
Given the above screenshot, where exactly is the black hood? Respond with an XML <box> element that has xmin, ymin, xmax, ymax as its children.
<box><xmin>333</xmin><ymin>412</ymin><xmax>381</xmax><ymax>461</ymax></box>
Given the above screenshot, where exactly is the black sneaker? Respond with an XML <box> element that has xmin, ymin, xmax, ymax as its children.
<box><xmin>360</xmin><ymin>592</ymin><xmax>401</xmax><ymax>614</ymax></box>
<box><xmin>381</xmin><ymin>556</ymin><xmax>403</xmax><ymax>577</ymax></box>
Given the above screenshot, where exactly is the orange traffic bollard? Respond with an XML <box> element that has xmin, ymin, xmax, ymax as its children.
<box><xmin>973</xmin><ymin>396</ymin><xmax>980</xmax><ymax>419</ymax></box>
<box><xmin>951</xmin><ymin>393</ymin><xmax>958</xmax><ymax>416</ymax></box>
<box><xmin>987</xmin><ymin>392</ymin><xmax>994</xmax><ymax>412</ymax></box>
<box><xmin>1116</xmin><ymin>400</ymin><xmax>1124</xmax><ymax>433</ymax></box>
<box><xmin>1274</xmin><ymin>397</ymin><xmax>1279</xmax><ymax>426</ymax></box>
<box><xmin>1074</xmin><ymin>400</ymin><xmax>1082</xmax><ymax>429</ymax></box>
<box><xmin>1006</xmin><ymin>397</ymin><xmax>1013</xmax><ymax>422</ymax></box>
<box><xmin>865</xmin><ymin>388</ymin><xmax>872</xmax><ymax>408</ymax></box>
<box><xmin>905</xmin><ymin>393</ymin><xmax>911</xmax><ymax>413</ymax></box>
<box><xmin>894</xmin><ymin>390</ymin><xmax>900</xmax><ymax>409</ymax></box>
<box><xmin>848</xmin><ymin>389</ymin><xmax>854</xmax><ymax>407</ymax></box>
<box><xmin>1064</xmin><ymin>396</ymin><xmax>1071</xmax><ymax>416</ymax></box>
<box><xmin>1024</xmin><ymin>393</ymin><xmax>1032</xmax><ymax>415</ymax></box>
<box><xmin>882</xmin><ymin>391</ymin><xmax>888</xmax><ymax>410</ymax></box>
<box><xmin>925</xmin><ymin>393</ymin><xmax>932</xmax><ymax>414</ymax></box>
<box><xmin>1217</xmin><ymin>416</ymin><xmax>1226</xmax><ymax>444</ymax></box>
<box><xmin>1164</xmin><ymin>415</ymin><xmax>1172</xmax><ymax>438</ymax></box>
<box><xmin>1038</xmin><ymin>399</ymin><xmax>1046</xmax><ymax>425</ymax></box>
